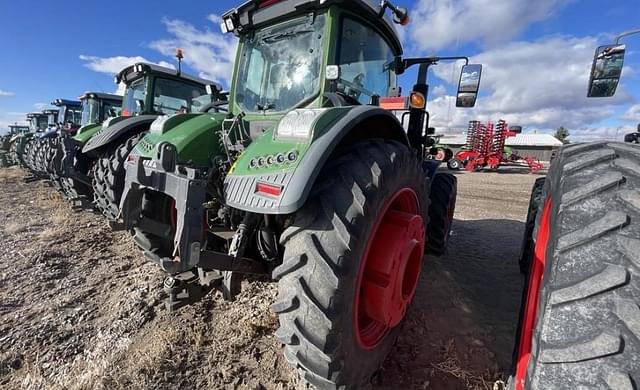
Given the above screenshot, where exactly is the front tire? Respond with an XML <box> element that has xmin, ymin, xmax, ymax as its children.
<box><xmin>272</xmin><ymin>139</ymin><xmax>429</xmax><ymax>389</ymax></box>
<box><xmin>513</xmin><ymin>142</ymin><xmax>640</xmax><ymax>389</ymax></box>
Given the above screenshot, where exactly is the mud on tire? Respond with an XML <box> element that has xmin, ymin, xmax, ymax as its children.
<box><xmin>272</xmin><ymin>139</ymin><xmax>429</xmax><ymax>389</ymax></box>
<box><xmin>92</xmin><ymin>133</ymin><xmax>145</xmax><ymax>221</ymax></box>
<box><xmin>515</xmin><ymin>142</ymin><xmax>640</xmax><ymax>389</ymax></box>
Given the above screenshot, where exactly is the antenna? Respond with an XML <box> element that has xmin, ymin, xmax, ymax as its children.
<box><xmin>176</xmin><ymin>48</ymin><xmax>184</xmax><ymax>76</ymax></box>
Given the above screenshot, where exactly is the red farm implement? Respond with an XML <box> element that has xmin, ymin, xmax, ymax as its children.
<box><xmin>448</xmin><ymin>120</ymin><xmax>543</xmax><ymax>173</ymax></box>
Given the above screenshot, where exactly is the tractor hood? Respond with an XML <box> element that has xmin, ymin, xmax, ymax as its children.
<box><xmin>131</xmin><ymin>113</ymin><xmax>227</xmax><ymax>167</ymax></box>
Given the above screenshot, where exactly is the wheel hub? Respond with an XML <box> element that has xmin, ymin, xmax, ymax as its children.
<box><xmin>355</xmin><ymin>188</ymin><xmax>425</xmax><ymax>349</ymax></box>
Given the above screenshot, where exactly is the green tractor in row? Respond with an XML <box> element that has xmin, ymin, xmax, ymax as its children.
<box><xmin>1</xmin><ymin>124</ymin><xmax>29</xmax><ymax>167</ymax></box>
<box><xmin>57</xmin><ymin>91</ymin><xmax>122</xmax><ymax>204</ymax></box>
<box><xmin>65</xmin><ymin>62</ymin><xmax>223</xmax><ymax>220</ymax></box>
<box><xmin>119</xmin><ymin>0</ymin><xmax>480</xmax><ymax>388</ymax></box>
<box><xmin>21</xmin><ymin>111</ymin><xmax>56</xmax><ymax>174</ymax></box>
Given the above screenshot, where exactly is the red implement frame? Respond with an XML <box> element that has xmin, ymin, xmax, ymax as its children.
<box><xmin>453</xmin><ymin>120</ymin><xmax>543</xmax><ymax>173</ymax></box>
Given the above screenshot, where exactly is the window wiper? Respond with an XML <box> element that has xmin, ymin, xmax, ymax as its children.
<box><xmin>262</xmin><ymin>29</ymin><xmax>314</xmax><ymax>43</ymax></box>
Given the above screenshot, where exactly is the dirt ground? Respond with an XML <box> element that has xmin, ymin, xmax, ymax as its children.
<box><xmin>0</xmin><ymin>166</ymin><xmax>542</xmax><ymax>390</ymax></box>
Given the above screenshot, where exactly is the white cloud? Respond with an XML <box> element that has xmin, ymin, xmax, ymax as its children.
<box><xmin>0</xmin><ymin>90</ymin><xmax>14</xmax><ymax>97</ymax></box>
<box><xmin>622</xmin><ymin>104</ymin><xmax>640</xmax><ymax>122</ymax></box>
<box><xmin>423</xmin><ymin>36</ymin><xmax>633</xmax><ymax>136</ymax></box>
<box><xmin>79</xmin><ymin>55</ymin><xmax>176</xmax><ymax>75</ymax></box>
<box><xmin>409</xmin><ymin>0</ymin><xmax>570</xmax><ymax>51</ymax></box>
<box><xmin>148</xmin><ymin>16</ymin><xmax>238</xmax><ymax>86</ymax></box>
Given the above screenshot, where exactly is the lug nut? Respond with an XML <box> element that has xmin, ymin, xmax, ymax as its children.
<box><xmin>287</xmin><ymin>151</ymin><xmax>298</xmax><ymax>162</ymax></box>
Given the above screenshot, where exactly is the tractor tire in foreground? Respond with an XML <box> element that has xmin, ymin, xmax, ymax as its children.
<box><xmin>426</xmin><ymin>172</ymin><xmax>457</xmax><ymax>256</ymax></box>
<box><xmin>518</xmin><ymin>177</ymin><xmax>546</xmax><ymax>275</ymax></box>
<box><xmin>512</xmin><ymin>142</ymin><xmax>640</xmax><ymax>389</ymax></box>
<box><xmin>92</xmin><ymin>133</ymin><xmax>145</xmax><ymax>222</ymax></box>
<box><xmin>272</xmin><ymin>139</ymin><xmax>429</xmax><ymax>389</ymax></box>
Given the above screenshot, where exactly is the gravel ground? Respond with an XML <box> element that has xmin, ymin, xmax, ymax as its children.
<box><xmin>0</xmin><ymin>166</ymin><xmax>543</xmax><ymax>390</ymax></box>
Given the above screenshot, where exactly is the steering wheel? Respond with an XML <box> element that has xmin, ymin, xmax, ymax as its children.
<box><xmin>200</xmin><ymin>102</ymin><xmax>229</xmax><ymax>113</ymax></box>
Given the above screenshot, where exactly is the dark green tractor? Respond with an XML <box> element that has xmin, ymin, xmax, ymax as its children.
<box><xmin>21</xmin><ymin>112</ymin><xmax>51</xmax><ymax>173</ymax></box>
<box><xmin>119</xmin><ymin>1</ymin><xmax>481</xmax><ymax>388</ymax></box>
<box><xmin>1</xmin><ymin>124</ymin><xmax>29</xmax><ymax>167</ymax></box>
<box><xmin>78</xmin><ymin>62</ymin><xmax>222</xmax><ymax>222</ymax></box>
<box><xmin>36</xmin><ymin>99</ymin><xmax>83</xmax><ymax>187</ymax></box>
<box><xmin>58</xmin><ymin>92</ymin><xmax>122</xmax><ymax>204</ymax></box>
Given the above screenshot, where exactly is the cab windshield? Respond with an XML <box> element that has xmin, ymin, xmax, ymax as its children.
<box><xmin>36</xmin><ymin>116</ymin><xmax>48</xmax><ymax>130</ymax></box>
<box><xmin>81</xmin><ymin>99</ymin><xmax>100</xmax><ymax>125</ymax></box>
<box><xmin>235</xmin><ymin>15</ymin><xmax>325</xmax><ymax>113</ymax></box>
<box><xmin>152</xmin><ymin>78</ymin><xmax>209</xmax><ymax>115</ymax></box>
<box><xmin>122</xmin><ymin>78</ymin><xmax>147</xmax><ymax>117</ymax></box>
<box><xmin>61</xmin><ymin>106</ymin><xmax>82</xmax><ymax>125</ymax></box>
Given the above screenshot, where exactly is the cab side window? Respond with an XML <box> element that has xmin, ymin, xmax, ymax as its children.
<box><xmin>338</xmin><ymin>17</ymin><xmax>396</xmax><ymax>104</ymax></box>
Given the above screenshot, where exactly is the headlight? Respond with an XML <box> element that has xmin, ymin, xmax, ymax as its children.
<box><xmin>275</xmin><ymin>109</ymin><xmax>326</xmax><ymax>140</ymax></box>
<box><xmin>150</xmin><ymin>115</ymin><xmax>170</xmax><ymax>134</ymax></box>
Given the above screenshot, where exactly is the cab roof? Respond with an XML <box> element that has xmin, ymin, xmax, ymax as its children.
<box><xmin>116</xmin><ymin>62</ymin><xmax>223</xmax><ymax>91</ymax></box>
<box><xmin>26</xmin><ymin>112</ymin><xmax>47</xmax><ymax>118</ymax></box>
<box><xmin>221</xmin><ymin>0</ymin><xmax>402</xmax><ymax>54</ymax></box>
<box><xmin>78</xmin><ymin>91</ymin><xmax>123</xmax><ymax>102</ymax></box>
<box><xmin>51</xmin><ymin>98</ymin><xmax>82</xmax><ymax>108</ymax></box>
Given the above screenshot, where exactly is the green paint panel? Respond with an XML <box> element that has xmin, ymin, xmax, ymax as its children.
<box><xmin>229</xmin><ymin>107</ymin><xmax>352</xmax><ymax>177</ymax></box>
<box><xmin>134</xmin><ymin>113</ymin><xmax>226</xmax><ymax>167</ymax></box>
<box><xmin>73</xmin><ymin>124</ymin><xmax>102</xmax><ymax>145</ymax></box>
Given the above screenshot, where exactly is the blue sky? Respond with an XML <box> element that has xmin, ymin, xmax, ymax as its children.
<box><xmin>1</xmin><ymin>0</ymin><xmax>639</xmax><ymax>140</ymax></box>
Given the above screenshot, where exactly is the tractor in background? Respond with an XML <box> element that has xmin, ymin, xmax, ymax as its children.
<box><xmin>624</xmin><ymin>123</ymin><xmax>639</xmax><ymax>143</ymax></box>
<box><xmin>57</xmin><ymin>92</ymin><xmax>122</xmax><ymax>205</ymax></box>
<box><xmin>1</xmin><ymin>124</ymin><xmax>29</xmax><ymax>167</ymax></box>
<box><xmin>426</xmin><ymin>134</ymin><xmax>454</xmax><ymax>162</ymax></box>
<box><xmin>118</xmin><ymin>0</ymin><xmax>481</xmax><ymax>388</ymax></box>
<box><xmin>78</xmin><ymin>61</ymin><xmax>222</xmax><ymax>223</ymax></box>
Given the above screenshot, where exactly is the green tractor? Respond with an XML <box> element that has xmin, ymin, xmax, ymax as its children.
<box><xmin>120</xmin><ymin>1</ymin><xmax>481</xmax><ymax>388</ymax></box>
<box><xmin>77</xmin><ymin>62</ymin><xmax>223</xmax><ymax>222</ymax></box>
<box><xmin>57</xmin><ymin>92</ymin><xmax>122</xmax><ymax>204</ymax></box>
<box><xmin>21</xmin><ymin>112</ymin><xmax>51</xmax><ymax>174</ymax></box>
<box><xmin>426</xmin><ymin>133</ymin><xmax>454</xmax><ymax>162</ymax></box>
<box><xmin>1</xmin><ymin>124</ymin><xmax>29</xmax><ymax>167</ymax></box>
<box><xmin>36</xmin><ymin>99</ymin><xmax>83</xmax><ymax>185</ymax></box>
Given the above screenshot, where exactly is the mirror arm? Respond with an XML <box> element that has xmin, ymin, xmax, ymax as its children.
<box><xmin>616</xmin><ymin>28</ymin><xmax>640</xmax><ymax>44</ymax></box>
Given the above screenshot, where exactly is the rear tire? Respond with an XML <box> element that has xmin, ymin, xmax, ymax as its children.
<box><xmin>426</xmin><ymin>172</ymin><xmax>457</xmax><ymax>256</ymax></box>
<box><xmin>272</xmin><ymin>139</ymin><xmax>429</xmax><ymax>389</ymax></box>
<box><xmin>92</xmin><ymin>133</ymin><xmax>145</xmax><ymax>222</ymax></box>
<box><xmin>513</xmin><ymin>142</ymin><xmax>640</xmax><ymax>389</ymax></box>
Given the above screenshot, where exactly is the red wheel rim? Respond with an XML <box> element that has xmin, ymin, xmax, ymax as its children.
<box><xmin>354</xmin><ymin>188</ymin><xmax>425</xmax><ymax>349</ymax></box>
<box><xmin>514</xmin><ymin>196</ymin><xmax>552</xmax><ymax>389</ymax></box>
<box><xmin>436</xmin><ymin>150</ymin><xmax>446</xmax><ymax>161</ymax></box>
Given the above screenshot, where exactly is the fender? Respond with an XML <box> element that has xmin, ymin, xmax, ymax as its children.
<box><xmin>82</xmin><ymin>115</ymin><xmax>157</xmax><ymax>155</ymax></box>
<box><xmin>225</xmin><ymin>105</ymin><xmax>409</xmax><ymax>214</ymax></box>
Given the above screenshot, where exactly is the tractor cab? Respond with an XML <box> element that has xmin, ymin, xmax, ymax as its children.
<box><xmin>51</xmin><ymin>98</ymin><xmax>83</xmax><ymax>133</ymax></box>
<box><xmin>116</xmin><ymin>63</ymin><xmax>221</xmax><ymax>118</ymax></box>
<box><xmin>26</xmin><ymin>112</ymin><xmax>48</xmax><ymax>133</ymax></box>
<box><xmin>78</xmin><ymin>92</ymin><xmax>122</xmax><ymax>127</ymax></box>
<box><xmin>221</xmin><ymin>0</ymin><xmax>480</xmax><ymax>154</ymax></box>
<box><xmin>8</xmin><ymin>124</ymin><xmax>29</xmax><ymax>135</ymax></box>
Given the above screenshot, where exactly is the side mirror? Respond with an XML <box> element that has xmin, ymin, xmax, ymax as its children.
<box><xmin>587</xmin><ymin>44</ymin><xmax>626</xmax><ymax>98</ymax></box>
<box><xmin>456</xmin><ymin>64</ymin><xmax>482</xmax><ymax>108</ymax></box>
